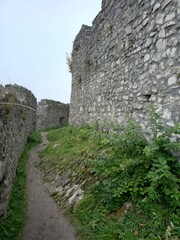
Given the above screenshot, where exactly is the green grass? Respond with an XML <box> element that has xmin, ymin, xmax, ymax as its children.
<box><xmin>0</xmin><ymin>131</ymin><xmax>41</xmax><ymax>240</ymax></box>
<box><xmin>38</xmin><ymin>125</ymin><xmax>106</xmax><ymax>184</ymax></box>
<box><xmin>38</xmin><ymin>120</ymin><xmax>180</xmax><ymax>240</ymax></box>
<box><xmin>74</xmin><ymin>194</ymin><xmax>180</xmax><ymax>240</ymax></box>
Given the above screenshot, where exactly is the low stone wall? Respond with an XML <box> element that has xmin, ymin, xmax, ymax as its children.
<box><xmin>36</xmin><ymin>99</ymin><xmax>69</xmax><ymax>131</ymax></box>
<box><xmin>0</xmin><ymin>84</ymin><xmax>37</xmax><ymax>217</ymax></box>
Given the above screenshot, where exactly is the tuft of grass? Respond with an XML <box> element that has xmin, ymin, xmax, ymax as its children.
<box><xmin>0</xmin><ymin>131</ymin><xmax>41</xmax><ymax>240</ymax></box>
<box><xmin>27</xmin><ymin>131</ymin><xmax>42</xmax><ymax>144</ymax></box>
<box><xmin>38</xmin><ymin>125</ymin><xmax>105</xmax><ymax>182</ymax></box>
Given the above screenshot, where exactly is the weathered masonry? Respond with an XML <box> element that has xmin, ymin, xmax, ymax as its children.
<box><xmin>69</xmin><ymin>0</ymin><xmax>180</xmax><ymax>136</ymax></box>
<box><xmin>36</xmin><ymin>99</ymin><xmax>69</xmax><ymax>130</ymax></box>
<box><xmin>0</xmin><ymin>84</ymin><xmax>36</xmax><ymax>217</ymax></box>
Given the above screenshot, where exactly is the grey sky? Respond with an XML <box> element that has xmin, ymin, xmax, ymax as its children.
<box><xmin>0</xmin><ymin>0</ymin><xmax>101</xmax><ymax>103</ymax></box>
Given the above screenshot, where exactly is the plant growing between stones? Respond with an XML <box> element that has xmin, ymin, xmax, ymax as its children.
<box><xmin>148</xmin><ymin>104</ymin><xmax>163</xmax><ymax>138</ymax></box>
<box><xmin>66</xmin><ymin>52</ymin><xmax>73</xmax><ymax>73</ymax></box>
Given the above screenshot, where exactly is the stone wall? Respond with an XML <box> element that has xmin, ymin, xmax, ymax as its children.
<box><xmin>69</xmin><ymin>0</ymin><xmax>180</xmax><ymax>136</ymax></box>
<box><xmin>0</xmin><ymin>84</ymin><xmax>36</xmax><ymax>217</ymax></box>
<box><xmin>36</xmin><ymin>99</ymin><xmax>69</xmax><ymax>130</ymax></box>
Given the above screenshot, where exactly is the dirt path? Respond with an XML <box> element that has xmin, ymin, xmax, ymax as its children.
<box><xmin>22</xmin><ymin>132</ymin><xmax>76</xmax><ymax>240</ymax></box>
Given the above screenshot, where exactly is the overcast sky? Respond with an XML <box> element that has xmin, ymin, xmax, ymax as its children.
<box><xmin>0</xmin><ymin>0</ymin><xmax>101</xmax><ymax>103</ymax></box>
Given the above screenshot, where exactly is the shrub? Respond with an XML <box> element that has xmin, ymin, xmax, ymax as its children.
<box><xmin>27</xmin><ymin>131</ymin><xmax>42</xmax><ymax>144</ymax></box>
<box><xmin>73</xmin><ymin>106</ymin><xmax>179</xmax><ymax>239</ymax></box>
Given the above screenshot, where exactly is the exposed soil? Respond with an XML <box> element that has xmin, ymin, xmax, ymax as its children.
<box><xmin>22</xmin><ymin>132</ymin><xmax>77</xmax><ymax>240</ymax></box>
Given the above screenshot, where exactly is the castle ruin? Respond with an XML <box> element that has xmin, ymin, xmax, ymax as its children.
<box><xmin>69</xmin><ymin>0</ymin><xmax>180</xmax><ymax>136</ymax></box>
<box><xmin>36</xmin><ymin>99</ymin><xmax>69</xmax><ymax>131</ymax></box>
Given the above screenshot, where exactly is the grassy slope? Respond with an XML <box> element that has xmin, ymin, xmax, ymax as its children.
<box><xmin>0</xmin><ymin>132</ymin><xmax>41</xmax><ymax>240</ymax></box>
<box><xmin>39</xmin><ymin>123</ymin><xmax>180</xmax><ymax>240</ymax></box>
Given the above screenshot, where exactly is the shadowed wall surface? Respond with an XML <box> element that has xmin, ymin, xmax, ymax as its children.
<box><xmin>0</xmin><ymin>84</ymin><xmax>36</xmax><ymax>217</ymax></box>
<box><xmin>37</xmin><ymin>99</ymin><xmax>69</xmax><ymax>131</ymax></box>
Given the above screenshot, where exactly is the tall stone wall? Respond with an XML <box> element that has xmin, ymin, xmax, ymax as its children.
<box><xmin>0</xmin><ymin>84</ymin><xmax>36</xmax><ymax>217</ymax></box>
<box><xmin>36</xmin><ymin>99</ymin><xmax>69</xmax><ymax>130</ymax></box>
<box><xmin>69</xmin><ymin>0</ymin><xmax>180</xmax><ymax>136</ymax></box>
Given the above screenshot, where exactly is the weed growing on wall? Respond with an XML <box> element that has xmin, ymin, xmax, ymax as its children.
<box><xmin>27</xmin><ymin>131</ymin><xmax>42</xmax><ymax>144</ymax></box>
<box><xmin>66</xmin><ymin>52</ymin><xmax>73</xmax><ymax>73</ymax></box>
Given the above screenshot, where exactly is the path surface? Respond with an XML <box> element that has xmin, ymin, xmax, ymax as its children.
<box><xmin>22</xmin><ymin>132</ymin><xmax>76</xmax><ymax>240</ymax></box>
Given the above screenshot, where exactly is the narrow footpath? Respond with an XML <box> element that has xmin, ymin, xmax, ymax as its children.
<box><xmin>22</xmin><ymin>132</ymin><xmax>76</xmax><ymax>240</ymax></box>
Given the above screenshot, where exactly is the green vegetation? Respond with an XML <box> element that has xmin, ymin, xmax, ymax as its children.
<box><xmin>39</xmin><ymin>106</ymin><xmax>180</xmax><ymax>240</ymax></box>
<box><xmin>0</xmin><ymin>131</ymin><xmax>41</xmax><ymax>240</ymax></box>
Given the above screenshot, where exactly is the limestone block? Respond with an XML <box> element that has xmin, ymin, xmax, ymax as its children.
<box><xmin>156</xmin><ymin>13</ymin><xmax>165</xmax><ymax>24</ymax></box>
<box><xmin>163</xmin><ymin>109</ymin><xmax>172</xmax><ymax>120</ymax></box>
<box><xmin>144</xmin><ymin>54</ymin><xmax>150</xmax><ymax>62</ymax></box>
<box><xmin>168</xmin><ymin>75</ymin><xmax>177</xmax><ymax>85</ymax></box>
<box><xmin>153</xmin><ymin>3</ymin><xmax>161</xmax><ymax>12</ymax></box>
<box><xmin>165</xmin><ymin>12</ymin><xmax>176</xmax><ymax>22</ymax></box>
